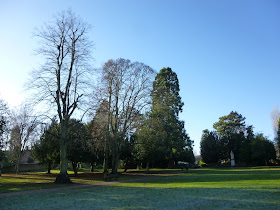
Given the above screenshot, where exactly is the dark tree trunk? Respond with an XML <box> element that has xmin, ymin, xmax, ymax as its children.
<box><xmin>90</xmin><ymin>162</ymin><xmax>95</xmax><ymax>172</ymax></box>
<box><xmin>72</xmin><ymin>161</ymin><xmax>78</xmax><ymax>176</ymax></box>
<box><xmin>15</xmin><ymin>160</ymin><xmax>19</xmax><ymax>174</ymax></box>
<box><xmin>146</xmin><ymin>160</ymin><xmax>150</xmax><ymax>172</ymax></box>
<box><xmin>168</xmin><ymin>158</ymin><xmax>175</xmax><ymax>169</ymax></box>
<box><xmin>55</xmin><ymin>120</ymin><xmax>72</xmax><ymax>184</ymax></box>
<box><xmin>124</xmin><ymin>160</ymin><xmax>128</xmax><ymax>173</ymax></box>
<box><xmin>103</xmin><ymin>139</ymin><xmax>109</xmax><ymax>173</ymax></box>
<box><xmin>111</xmin><ymin>147</ymin><xmax>120</xmax><ymax>175</ymax></box>
<box><xmin>48</xmin><ymin>162</ymin><xmax>51</xmax><ymax>174</ymax></box>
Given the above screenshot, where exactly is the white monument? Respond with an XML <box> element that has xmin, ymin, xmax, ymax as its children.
<box><xmin>230</xmin><ymin>150</ymin><xmax>235</xmax><ymax>167</ymax></box>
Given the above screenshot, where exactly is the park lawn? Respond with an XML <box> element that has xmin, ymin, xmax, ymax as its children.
<box><xmin>1</xmin><ymin>167</ymin><xmax>280</xmax><ymax>209</ymax></box>
<box><xmin>118</xmin><ymin>167</ymin><xmax>280</xmax><ymax>189</ymax></box>
<box><xmin>0</xmin><ymin>169</ymin><xmax>104</xmax><ymax>193</ymax></box>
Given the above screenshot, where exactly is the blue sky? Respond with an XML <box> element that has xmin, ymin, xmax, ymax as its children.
<box><xmin>1</xmin><ymin>1</ymin><xmax>280</xmax><ymax>154</ymax></box>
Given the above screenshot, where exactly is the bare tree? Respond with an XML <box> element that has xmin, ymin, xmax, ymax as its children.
<box><xmin>97</xmin><ymin>58</ymin><xmax>155</xmax><ymax>175</ymax></box>
<box><xmin>0</xmin><ymin>98</ymin><xmax>9</xmax><ymax>175</ymax></box>
<box><xmin>29</xmin><ymin>10</ymin><xmax>93</xmax><ymax>183</ymax></box>
<box><xmin>271</xmin><ymin>106</ymin><xmax>280</xmax><ymax>158</ymax></box>
<box><xmin>9</xmin><ymin>105</ymin><xmax>38</xmax><ymax>174</ymax></box>
<box><xmin>271</xmin><ymin>106</ymin><xmax>279</xmax><ymax>137</ymax></box>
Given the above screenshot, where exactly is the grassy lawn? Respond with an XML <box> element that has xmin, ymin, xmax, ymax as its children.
<box><xmin>1</xmin><ymin>167</ymin><xmax>280</xmax><ymax>209</ymax></box>
<box><xmin>0</xmin><ymin>169</ymin><xmax>104</xmax><ymax>193</ymax></box>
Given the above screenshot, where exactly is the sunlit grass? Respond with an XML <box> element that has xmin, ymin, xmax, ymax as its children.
<box><xmin>117</xmin><ymin>167</ymin><xmax>280</xmax><ymax>189</ymax></box>
<box><xmin>1</xmin><ymin>167</ymin><xmax>280</xmax><ymax>209</ymax></box>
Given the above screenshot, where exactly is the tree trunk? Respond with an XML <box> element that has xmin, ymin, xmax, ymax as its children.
<box><xmin>146</xmin><ymin>160</ymin><xmax>150</xmax><ymax>172</ymax></box>
<box><xmin>55</xmin><ymin>121</ymin><xmax>71</xmax><ymax>184</ymax></box>
<box><xmin>90</xmin><ymin>162</ymin><xmax>95</xmax><ymax>172</ymax></box>
<box><xmin>124</xmin><ymin>160</ymin><xmax>128</xmax><ymax>173</ymax></box>
<box><xmin>111</xmin><ymin>148</ymin><xmax>120</xmax><ymax>175</ymax></box>
<box><xmin>103</xmin><ymin>139</ymin><xmax>109</xmax><ymax>173</ymax></box>
<box><xmin>72</xmin><ymin>161</ymin><xmax>78</xmax><ymax>176</ymax></box>
<box><xmin>48</xmin><ymin>162</ymin><xmax>51</xmax><ymax>174</ymax></box>
<box><xmin>15</xmin><ymin>160</ymin><xmax>19</xmax><ymax>174</ymax></box>
<box><xmin>265</xmin><ymin>159</ymin><xmax>268</xmax><ymax>166</ymax></box>
<box><xmin>168</xmin><ymin>158</ymin><xmax>175</xmax><ymax>169</ymax></box>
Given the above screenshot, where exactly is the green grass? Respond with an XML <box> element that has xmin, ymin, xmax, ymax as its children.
<box><xmin>0</xmin><ymin>169</ymin><xmax>103</xmax><ymax>193</ymax></box>
<box><xmin>1</xmin><ymin>167</ymin><xmax>280</xmax><ymax>209</ymax></box>
<box><xmin>119</xmin><ymin>167</ymin><xmax>280</xmax><ymax>189</ymax></box>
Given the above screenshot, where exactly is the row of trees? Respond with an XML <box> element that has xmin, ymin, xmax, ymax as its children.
<box><xmin>200</xmin><ymin>111</ymin><xmax>276</xmax><ymax>166</ymax></box>
<box><xmin>16</xmin><ymin>10</ymin><xmax>194</xmax><ymax>183</ymax></box>
<box><xmin>31</xmin><ymin>66</ymin><xmax>194</xmax><ymax>174</ymax></box>
<box><xmin>0</xmin><ymin>9</ymin><xmax>194</xmax><ymax>182</ymax></box>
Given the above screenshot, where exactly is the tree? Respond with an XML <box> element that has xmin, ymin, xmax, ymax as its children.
<box><xmin>151</xmin><ymin>67</ymin><xmax>188</xmax><ymax>169</ymax></box>
<box><xmin>239</xmin><ymin>125</ymin><xmax>254</xmax><ymax>164</ymax></box>
<box><xmin>271</xmin><ymin>106</ymin><xmax>280</xmax><ymax>158</ymax></box>
<box><xmin>251</xmin><ymin>134</ymin><xmax>276</xmax><ymax>165</ymax></box>
<box><xmin>134</xmin><ymin>116</ymin><xmax>162</xmax><ymax>171</ymax></box>
<box><xmin>32</xmin><ymin>120</ymin><xmax>60</xmax><ymax>174</ymax></box>
<box><xmin>67</xmin><ymin>119</ymin><xmax>91</xmax><ymax>176</ymax></box>
<box><xmin>9</xmin><ymin>105</ymin><xmax>38</xmax><ymax>174</ymax></box>
<box><xmin>0</xmin><ymin>99</ymin><xmax>9</xmax><ymax>174</ymax></box>
<box><xmin>271</xmin><ymin>106</ymin><xmax>279</xmax><ymax>137</ymax></box>
<box><xmin>29</xmin><ymin>10</ymin><xmax>93</xmax><ymax>183</ymax></box>
<box><xmin>97</xmin><ymin>58</ymin><xmax>155</xmax><ymax>174</ymax></box>
<box><xmin>137</xmin><ymin>67</ymin><xmax>192</xmax><ymax>170</ymax></box>
<box><xmin>200</xmin><ymin>129</ymin><xmax>220</xmax><ymax>164</ymax></box>
<box><xmin>89</xmin><ymin>100</ymin><xmax>110</xmax><ymax>173</ymax></box>
<box><xmin>213</xmin><ymin>111</ymin><xmax>246</xmax><ymax>162</ymax></box>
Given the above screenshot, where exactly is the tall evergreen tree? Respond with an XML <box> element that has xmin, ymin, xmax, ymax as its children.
<box><xmin>138</xmin><ymin>67</ymin><xmax>193</xmax><ymax>170</ymax></box>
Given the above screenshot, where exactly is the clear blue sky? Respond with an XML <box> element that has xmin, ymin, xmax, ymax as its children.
<box><xmin>1</xmin><ymin>0</ymin><xmax>280</xmax><ymax>154</ymax></box>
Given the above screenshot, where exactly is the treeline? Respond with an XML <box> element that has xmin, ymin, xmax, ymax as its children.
<box><xmin>0</xmin><ymin>66</ymin><xmax>194</xmax><ymax>176</ymax></box>
<box><xmin>0</xmin><ymin>11</ymin><xmax>194</xmax><ymax>183</ymax></box>
<box><xmin>200</xmin><ymin>111</ymin><xmax>277</xmax><ymax>166</ymax></box>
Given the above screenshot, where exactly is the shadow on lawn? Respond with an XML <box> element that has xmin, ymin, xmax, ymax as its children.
<box><xmin>2</xmin><ymin>185</ymin><xmax>279</xmax><ymax>209</ymax></box>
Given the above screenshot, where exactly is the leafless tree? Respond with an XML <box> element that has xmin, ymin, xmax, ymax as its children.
<box><xmin>9</xmin><ymin>104</ymin><xmax>39</xmax><ymax>174</ymax></box>
<box><xmin>0</xmin><ymin>98</ymin><xmax>9</xmax><ymax>175</ymax></box>
<box><xmin>271</xmin><ymin>106</ymin><xmax>279</xmax><ymax>137</ymax></box>
<box><xmin>28</xmin><ymin>10</ymin><xmax>93</xmax><ymax>183</ymax></box>
<box><xmin>96</xmin><ymin>58</ymin><xmax>155</xmax><ymax>174</ymax></box>
<box><xmin>271</xmin><ymin>106</ymin><xmax>280</xmax><ymax>158</ymax></box>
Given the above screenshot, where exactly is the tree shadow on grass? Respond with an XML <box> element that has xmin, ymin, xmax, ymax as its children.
<box><xmin>1</xmin><ymin>186</ymin><xmax>280</xmax><ymax>209</ymax></box>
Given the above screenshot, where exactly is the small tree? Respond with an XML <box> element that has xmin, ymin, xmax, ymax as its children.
<box><xmin>89</xmin><ymin>100</ymin><xmax>110</xmax><ymax>173</ymax></box>
<box><xmin>251</xmin><ymin>134</ymin><xmax>276</xmax><ymax>165</ymax></box>
<box><xmin>200</xmin><ymin>130</ymin><xmax>220</xmax><ymax>164</ymax></box>
<box><xmin>0</xmin><ymin>99</ymin><xmax>9</xmax><ymax>175</ymax></box>
<box><xmin>67</xmin><ymin>119</ymin><xmax>91</xmax><ymax>176</ymax></box>
<box><xmin>32</xmin><ymin>120</ymin><xmax>60</xmax><ymax>174</ymax></box>
<box><xmin>9</xmin><ymin>105</ymin><xmax>38</xmax><ymax>174</ymax></box>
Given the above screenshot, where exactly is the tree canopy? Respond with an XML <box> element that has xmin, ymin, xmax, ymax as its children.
<box><xmin>136</xmin><ymin>67</ymin><xmax>194</xmax><ymax>170</ymax></box>
<box><xmin>201</xmin><ymin>111</ymin><xmax>276</xmax><ymax>166</ymax></box>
